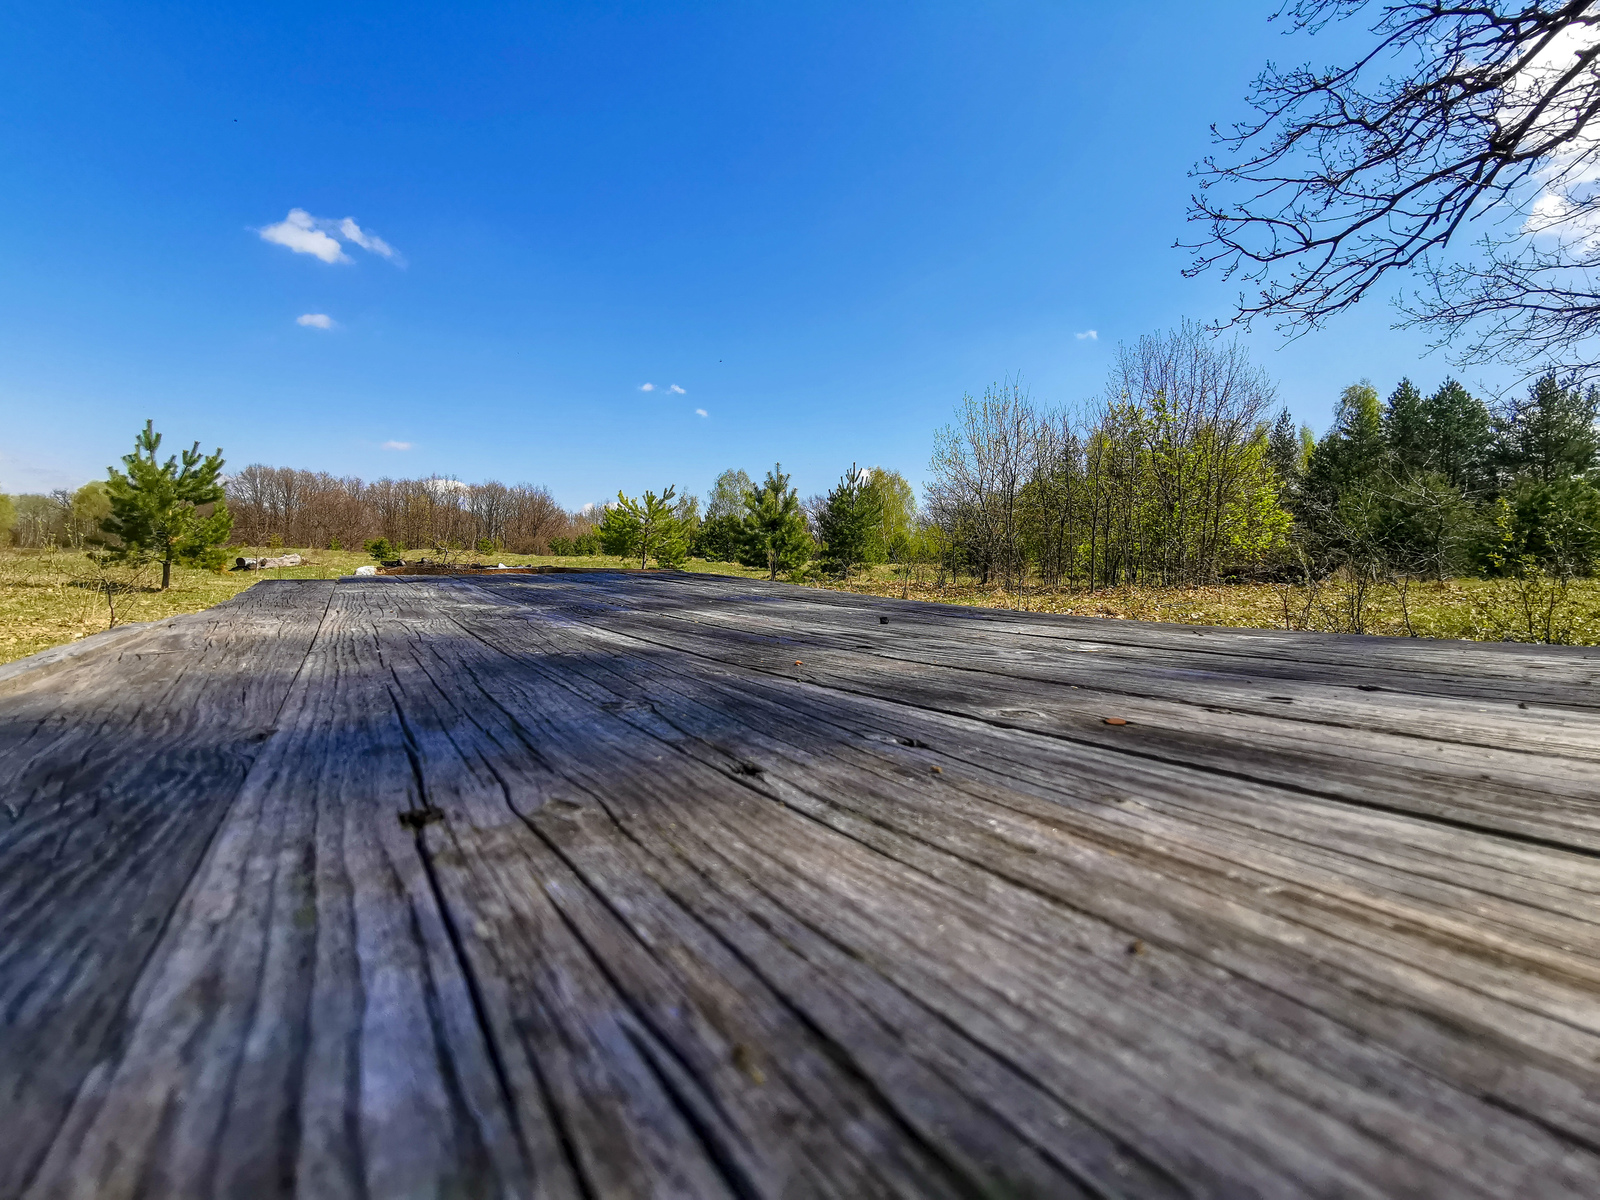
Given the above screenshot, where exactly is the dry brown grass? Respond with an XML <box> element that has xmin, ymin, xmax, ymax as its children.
<box><xmin>826</xmin><ymin>568</ymin><xmax>1600</xmax><ymax>644</ymax></box>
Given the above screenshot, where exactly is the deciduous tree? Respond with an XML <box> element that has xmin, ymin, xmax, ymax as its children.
<box><xmin>1190</xmin><ymin>2</ymin><xmax>1600</xmax><ymax>375</ymax></box>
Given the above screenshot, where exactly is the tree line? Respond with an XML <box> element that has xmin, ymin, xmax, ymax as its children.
<box><xmin>917</xmin><ymin>323</ymin><xmax>1600</xmax><ymax>592</ymax></box>
<box><xmin>9</xmin><ymin>325</ymin><xmax>1599</xmax><ymax>598</ymax></box>
<box><xmin>588</xmin><ymin>463</ymin><xmax>919</xmax><ymax>579</ymax></box>
<box><xmin>225</xmin><ymin>466</ymin><xmax>590</xmax><ymax>554</ymax></box>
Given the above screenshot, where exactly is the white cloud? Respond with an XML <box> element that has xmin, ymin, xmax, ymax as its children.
<box><xmin>338</xmin><ymin>217</ymin><xmax>398</xmax><ymax>260</ymax></box>
<box><xmin>1506</xmin><ymin>25</ymin><xmax>1600</xmax><ymax>247</ymax></box>
<box><xmin>669</xmin><ymin>384</ymin><xmax>686</xmax><ymax>394</ymax></box>
<box><xmin>695</xmin><ymin>408</ymin><xmax>708</xmax><ymax>417</ymax></box>
<box><xmin>261</xmin><ymin>209</ymin><xmax>347</xmax><ymax>263</ymax></box>
<box><xmin>1075</xmin><ymin>329</ymin><xmax>1098</xmax><ymax>340</ymax></box>
<box><xmin>380</xmin><ymin>440</ymin><xmax>413</xmax><ymax>451</ymax></box>
<box><xmin>258</xmin><ymin>208</ymin><xmax>403</xmax><ymax>264</ymax></box>
<box><xmin>639</xmin><ymin>382</ymin><xmax>656</xmax><ymax>391</ymax></box>
<box><xmin>296</xmin><ymin>313</ymin><xmax>334</xmax><ymax>329</ymax></box>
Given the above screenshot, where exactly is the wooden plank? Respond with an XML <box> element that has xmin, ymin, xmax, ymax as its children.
<box><xmin>7</xmin><ymin>572</ymin><xmax>1600</xmax><ymax>1198</ymax></box>
<box><xmin>0</xmin><ymin>580</ymin><xmax>334</xmax><ymax>1199</ymax></box>
<box><xmin>438</xmin><ymin>577</ymin><xmax>1600</xmax><ymax>1185</ymax></box>
<box><xmin>469</xmin><ymin>575</ymin><xmax>1600</xmax><ymax>851</ymax></box>
<box><xmin>20</xmin><ymin>579</ymin><xmax>547</xmax><ymax>1200</ymax></box>
<box><xmin>633</xmin><ymin>573</ymin><xmax>1600</xmax><ymax>697</ymax></box>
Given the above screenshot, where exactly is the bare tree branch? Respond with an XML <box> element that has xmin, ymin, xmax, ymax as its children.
<box><xmin>1187</xmin><ymin>1</ymin><xmax>1600</xmax><ymax>375</ymax></box>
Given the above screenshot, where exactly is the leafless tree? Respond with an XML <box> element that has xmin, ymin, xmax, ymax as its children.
<box><xmin>1189</xmin><ymin>1</ymin><xmax>1600</xmax><ymax>375</ymax></box>
<box><xmin>1101</xmin><ymin>322</ymin><xmax>1278</xmax><ymax>582</ymax></box>
<box><xmin>927</xmin><ymin>378</ymin><xmax>1038</xmax><ymax>587</ymax></box>
<box><xmin>225</xmin><ymin>468</ymin><xmax>583</xmax><ymax>554</ymax></box>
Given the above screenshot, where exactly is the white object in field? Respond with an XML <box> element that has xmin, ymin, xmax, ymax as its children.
<box><xmin>354</xmin><ymin>564</ymin><xmax>378</xmax><ymax>576</ymax></box>
<box><xmin>497</xmin><ymin>563</ymin><xmax>507</xmax><ymax>568</ymax></box>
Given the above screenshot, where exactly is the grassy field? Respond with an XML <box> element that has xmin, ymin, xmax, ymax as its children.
<box><xmin>0</xmin><ymin>547</ymin><xmax>770</xmax><ymax>666</ymax></box>
<box><xmin>5</xmin><ymin>546</ymin><xmax>1600</xmax><ymax>667</ymax></box>
<box><xmin>833</xmin><ymin>566</ymin><xmax>1600</xmax><ymax>644</ymax></box>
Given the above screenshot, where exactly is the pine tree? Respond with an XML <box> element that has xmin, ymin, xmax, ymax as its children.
<box><xmin>1383</xmin><ymin>380</ymin><xmax>1428</xmax><ymax>474</ymax></box>
<box><xmin>101</xmin><ymin>421</ymin><xmax>231</xmax><ymax>588</ymax></box>
<box><xmin>817</xmin><ymin>463</ymin><xmax>884</xmax><ymax>579</ymax></box>
<box><xmin>1299</xmin><ymin>383</ymin><xmax>1390</xmax><ymax>568</ymax></box>
<box><xmin>1495</xmin><ymin>373</ymin><xmax>1600</xmax><ymax>484</ymax></box>
<box><xmin>1386</xmin><ymin>377</ymin><xmax>1493</xmax><ymax>496</ymax></box>
<box><xmin>1265</xmin><ymin>408</ymin><xmax>1302</xmax><ymax>482</ymax></box>
<box><xmin>599</xmin><ymin>486</ymin><xmax>681</xmax><ymax>567</ymax></box>
<box><xmin>1422</xmin><ymin>380</ymin><xmax>1494</xmax><ymax>496</ymax></box>
<box><xmin>740</xmin><ymin>464</ymin><xmax>812</xmax><ymax>580</ymax></box>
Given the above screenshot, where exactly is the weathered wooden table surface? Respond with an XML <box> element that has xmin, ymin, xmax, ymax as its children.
<box><xmin>4</xmin><ymin>573</ymin><xmax>1600</xmax><ymax>1199</ymax></box>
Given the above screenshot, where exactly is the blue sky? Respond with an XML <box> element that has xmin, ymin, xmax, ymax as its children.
<box><xmin>0</xmin><ymin>2</ymin><xmax>1519</xmax><ymax>507</ymax></box>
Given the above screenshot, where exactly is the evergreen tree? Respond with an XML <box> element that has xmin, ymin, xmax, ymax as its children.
<box><xmin>695</xmin><ymin>468</ymin><xmax>753</xmax><ymax>561</ymax></box>
<box><xmin>1376</xmin><ymin>378</ymin><xmax>1489</xmax><ymax>576</ymax></box>
<box><xmin>1422</xmin><ymin>380</ymin><xmax>1494</xmax><ymax>496</ymax></box>
<box><xmin>101</xmin><ymin>420</ymin><xmax>231</xmax><ymax>588</ymax></box>
<box><xmin>1495</xmin><ymin>373</ymin><xmax>1600</xmax><ymax>484</ymax></box>
<box><xmin>817</xmin><ymin>463</ymin><xmax>884</xmax><ymax>579</ymax></box>
<box><xmin>1299</xmin><ymin>383</ymin><xmax>1389</xmax><ymax>568</ymax></box>
<box><xmin>1265</xmin><ymin>408</ymin><xmax>1302</xmax><ymax>482</ymax></box>
<box><xmin>599</xmin><ymin>485</ymin><xmax>682</xmax><ymax>567</ymax></box>
<box><xmin>739</xmin><ymin>464</ymin><xmax>812</xmax><ymax>580</ymax></box>
<box><xmin>1382</xmin><ymin>380</ymin><xmax>1428</xmax><ymax>474</ymax></box>
<box><xmin>1501</xmin><ymin>477</ymin><xmax>1600</xmax><ymax>578</ymax></box>
<box><xmin>1306</xmin><ymin>382</ymin><xmax>1387</xmax><ymax>495</ymax></box>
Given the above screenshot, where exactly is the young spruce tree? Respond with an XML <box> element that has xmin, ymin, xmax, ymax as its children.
<box><xmin>740</xmin><ymin>464</ymin><xmax>812</xmax><ymax>580</ymax></box>
<box><xmin>600</xmin><ymin>486</ymin><xmax>682</xmax><ymax>567</ymax></box>
<box><xmin>101</xmin><ymin>420</ymin><xmax>232</xmax><ymax>588</ymax></box>
<box><xmin>817</xmin><ymin>463</ymin><xmax>884</xmax><ymax>579</ymax></box>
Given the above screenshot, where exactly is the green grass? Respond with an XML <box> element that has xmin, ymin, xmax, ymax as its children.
<box><xmin>6</xmin><ymin>546</ymin><xmax>1598</xmax><ymax>668</ymax></box>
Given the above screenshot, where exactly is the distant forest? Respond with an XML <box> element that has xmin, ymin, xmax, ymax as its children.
<box><xmin>923</xmin><ymin>324</ymin><xmax>1600</xmax><ymax>592</ymax></box>
<box><xmin>4</xmin><ymin>323</ymin><xmax>1598</xmax><ymax>593</ymax></box>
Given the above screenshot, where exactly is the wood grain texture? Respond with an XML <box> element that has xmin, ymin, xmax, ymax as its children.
<box><xmin>3</xmin><ymin>571</ymin><xmax>1599</xmax><ymax>1199</ymax></box>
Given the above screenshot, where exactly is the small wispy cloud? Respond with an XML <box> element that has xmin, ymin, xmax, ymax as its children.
<box><xmin>669</xmin><ymin>384</ymin><xmax>686</xmax><ymax>394</ymax></box>
<box><xmin>296</xmin><ymin>313</ymin><xmax>334</xmax><ymax>329</ymax></box>
<box><xmin>695</xmin><ymin>408</ymin><xmax>708</xmax><ymax>418</ymax></box>
<box><xmin>639</xmin><ymin>382</ymin><xmax>656</xmax><ymax>392</ymax></box>
<box><xmin>338</xmin><ymin>217</ymin><xmax>397</xmax><ymax>259</ymax></box>
<box><xmin>1075</xmin><ymin>329</ymin><xmax>1098</xmax><ymax>341</ymax></box>
<box><xmin>380</xmin><ymin>440</ymin><xmax>413</xmax><ymax>451</ymax></box>
<box><xmin>258</xmin><ymin>208</ymin><xmax>404</xmax><ymax>264</ymax></box>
